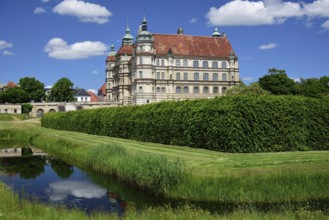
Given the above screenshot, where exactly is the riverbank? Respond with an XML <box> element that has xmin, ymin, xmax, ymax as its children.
<box><xmin>1</xmin><ymin>119</ymin><xmax>329</xmax><ymax>213</ymax></box>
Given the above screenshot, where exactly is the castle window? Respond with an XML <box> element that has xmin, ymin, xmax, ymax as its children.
<box><xmin>183</xmin><ymin>60</ymin><xmax>188</xmax><ymax>67</ymax></box>
<box><xmin>212</xmin><ymin>61</ymin><xmax>218</xmax><ymax>68</ymax></box>
<box><xmin>157</xmin><ymin>72</ymin><xmax>160</xmax><ymax>79</ymax></box>
<box><xmin>161</xmin><ymin>87</ymin><xmax>166</xmax><ymax>93</ymax></box>
<box><xmin>139</xmin><ymin>71</ymin><xmax>143</xmax><ymax>78</ymax></box>
<box><xmin>222</xmin><ymin>73</ymin><xmax>227</xmax><ymax>81</ymax></box>
<box><xmin>184</xmin><ymin>72</ymin><xmax>188</xmax><ymax>80</ymax></box>
<box><xmin>222</xmin><ymin>87</ymin><xmax>227</xmax><ymax>94</ymax></box>
<box><xmin>193</xmin><ymin>87</ymin><xmax>199</xmax><ymax>94</ymax></box>
<box><xmin>193</xmin><ymin>60</ymin><xmax>199</xmax><ymax>68</ymax></box>
<box><xmin>176</xmin><ymin>60</ymin><xmax>181</xmax><ymax>66</ymax></box>
<box><xmin>221</xmin><ymin>62</ymin><xmax>227</xmax><ymax>68</ymax></box>
<box><xmin>203</xmin><ymin>87</ymin><xmax>209</xmax><ymax>94</ymax></box>
<box><xmin>161</xmin><ymin>72</ymin><xmax>165</xmax><ymax>79</ymax></box>
<box><xmin>203</xmin><ymin>73</ymin><xmax>209</xmax><ymax>81</ymax></box>
<box><xmin>139</xmin><ymin>57</ymin><xmax>143</xmax><ymax>65</ymax></box>
<box><xmin>156</xmin><ymin>59</ymin><xmax>160</xmax><ymax>66</ymax></box>
<box><xmin>213</xmin><ymin>73</ymin><xmax>218</xmax><ymax>81</ymax></box>
<box><xmin>161</xmin><ymin>59</ymin><xmax>165</xmax><ymax>66</ymax></box>
<box><xmin>213</xmin><ymin>87</ymin><xmax>219</xmax><ymax>94</ymax></box>
<box><xmin>202</xmin><ymin>61</ymin><xmax>208</xmax><ymax>68</ymax></box>
<box><xmin>156</xmin><ymin>87</ymin><xmax>161</xmax><ymax>93</ymax></box>
<box><xmin>183</xmin><ymin>86</ymin><xmax>189</xmax><ymax>94</ymax></box>
<box><xmin>176</xmin><ymin>86</ymin><xmax>181</xmax><ymax>94</ymax></box>
<box><xmin>194</xmin><ymin>73</ymin><xmax>199</xmax><ymax>80</ymax></box>
<box><xmin>176</xmin><ymin>72</ymin><xmax>181</xmax><ymax>80</ymax></box>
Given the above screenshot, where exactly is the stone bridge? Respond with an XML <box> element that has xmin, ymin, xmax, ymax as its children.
<box><xmin>30</xmin><ymin>102</ymin><xmax>116</xmax><ymax>117</ymax></box>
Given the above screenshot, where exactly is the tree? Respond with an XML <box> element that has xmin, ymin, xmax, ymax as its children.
<box><xmin>0</xmin><ymin>87</ymin><xmax>29</xmax><ymax>103</ymax></box>
<box><xmin>296</xmin><ymin>76</ymin><xmax>329</xmax><ymax>98</ymax></box>
<box><xmin>48</xmin><ymin>77</ymin><xmax>75</xmax><ymax>102</ymax></box>
<box><xmin>19</xmin><ymin>77</ymin><xmax>45</xmax><ymax>102</ymax></box>
<box><xmin>226</xmin><ymin>82</ymin><xmax>271</xmax><ymax>96</ymax></box>
<box><xmin>258</xmin><ymin>68</ymin><xmax>296</xmax><ymax>95</ymax></box>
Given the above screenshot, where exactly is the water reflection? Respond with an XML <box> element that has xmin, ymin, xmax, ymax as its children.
<box><xmin>0</xmin><ymin>147</ymin><xmax>132</xmax><ymax>215</ymax></box>
<box><xmin>46</xmin><ymin>180</ymin><xmax>106</xmax><ymax>201</ymax></box>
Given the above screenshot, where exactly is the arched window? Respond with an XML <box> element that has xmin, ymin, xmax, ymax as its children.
<box><xmin>183</xmin><ymin>86</ymin><xmax>189</xmax><ymax>94</ymax></box>
<box><xmin>184</xmin><ymin>72</ymin><xmax>188</xmax><ymax>80</ymax></box>
<box><xmin>213</xmin><ymin>73</ymin><xmax>218</xmax><ymax>81</ymax></box>
<box><xmin>202</xmin><ymin>61</ymin><xmax>208</xmax><ymax>68</ymax></box>
<box><xmin>222</xmin><ymin>73</ymin><xmax>227</xmax><ymax>81</ymax></box>
<box><xmin>183</xmin><ymin>60</ymin><xmax>188</xmax><ymax>67</ymax></box>
<box><xmin>203</xmin><ymin>73</ymin><xmax>209</xmax><ymax>81</ymax></box>
<box><xmin>156</xmin><ymin>87</ymin><xmax>161</xmax><ymax>93</ymax></box>
<box><xmin>193</xmin><ymin>60</ymin><xmax>199</xmax><ymax>68</ymax></box>
<box><xmin>139</xmin><ymin>57</ymin><xmax>143</xmax><ymax>65</ymax></box>
<box><xmin>221</xmin><ymin>62</ymin><xmax>227</xmax><ymax>68</ymax></box>
<box><xmin>176</xmin><ymin>86</ymin><xmax>182</xmax><ymax>93</ymax></box>
<box><xmin>213</xmin><ymin>87</ymin><xmax>219</xmax><ymax>94</ymax></box>
<box><xmin>156</xmin><ymin>59</ymin><xmax>160</xmax><ymax>66</ymax></box>
<box><xmin>194</xmin><ymin>73</ymin><xmax>199</xmax><ymax>80</ymax></box>
<box><xmin>203</xmin><ymin>87</ymin><xmax>209</xmax><ymax>94</ymax></box>
<box><xmin>156</xmin><ymin>72</ymin><xmax>160</xmax><ymax>79</ymax></box>
<box><xmin>161</xmin><ymin>59</ymin><xmax>165</xmax><ymax>66</ymax></box>
<box><xmin>193</xmin><ymin>86</ymin><xmax>199</xmax><ymax>94</ymax></box>
<box><xmin>212</xmin><ymin>61</ymin><xmax>218</xmax><ymax>68</ymax></box>
<box><xmin>222</xmin><ymin>87</ymin><xmax>227</xmax><ymax>94</ymax></box>
<box><xmin>176</xmin><ymin>72</ymin><xmax>181</xmax><ymax>80</ymax></box>
<box><xmin>161</xmin><ymin>87</ymin><xmax>166</xmax><ymax>93</ymax></box>
<box><xmin>36</xmin><ymin>109</ymin><xmax>44</xmax><ymax>117</ymax></box>
<box><xmin>139</xmin><ymin>71</ymin><xmax>143</xmax><ymax>78</ymax></box>
<box><xmin>176</xmin><ymin>60</ymin><xmax>181</xmax><ymax>66</ymax></box>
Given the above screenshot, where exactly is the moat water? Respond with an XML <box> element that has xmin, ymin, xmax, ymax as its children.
<box><xmin>0</xmin><ymin>147</ymin><xmax>171</xmax><ymax>215</ymax></box>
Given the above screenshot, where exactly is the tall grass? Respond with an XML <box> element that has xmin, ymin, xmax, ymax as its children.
<box><xmin>86</xmin><ymin>144</ymin><xmax>189</xmax><ymax>193</ymax></box>
<box><xmin>0</xmin><ymin>113</ymin><xmax>29</xmax><ymax>121</ymax></box>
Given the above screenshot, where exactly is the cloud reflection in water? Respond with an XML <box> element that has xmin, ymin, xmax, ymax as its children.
<box><xmin>45</xmin><ymin>180</ymin><xmax>106</xmax><ymax>201</ymax></box>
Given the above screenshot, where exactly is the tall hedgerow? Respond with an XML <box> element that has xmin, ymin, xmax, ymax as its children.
<box><xmin>41</xmin><ymin>96</ymin><xmax>329</xmax><ymax>153</ymax></box>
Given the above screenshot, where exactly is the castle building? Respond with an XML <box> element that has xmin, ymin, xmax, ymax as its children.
<box><xmin>105</xmin><ymin>16</ymin><xmax>239</xmax><ymax>106</ymax></box>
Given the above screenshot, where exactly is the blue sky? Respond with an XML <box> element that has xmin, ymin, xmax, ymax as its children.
<box><xmin>1</xmin><ymin>0</ymin><xmax>328</xmax><ymax>93</ymax></box>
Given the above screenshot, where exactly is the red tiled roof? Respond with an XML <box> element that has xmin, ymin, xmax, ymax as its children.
<box><xmin>7</xmin><ymin>81</ymin><xmax>17</xmax><ymax>88</ymax></box>
<box><xmin>87</xmin><ymin>91</ymin><xmax>98</xmax><ymax>102</ymax></box>
<box><xmin>153</xmin><ymin>34</ymin><xmax>235</xmax><ymax>58</ymax></box>
<box><xmin>98</xmin><ymin>83</ymin><xmax>106</xmax><ymax>96</ymax></box>
<box><xmin>117</xmin><ymin>45</ymin><xmax>133</xmax><ymax>55</ymax></box>
<box><xmin>107</xmin><ymin>56</ymin><xmax>115</xmax><ymax>61</ymax></box>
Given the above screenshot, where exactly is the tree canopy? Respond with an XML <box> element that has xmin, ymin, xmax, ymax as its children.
<box><xmin>19</xmin><ymin>77</ymin><xmax>45</xmax><ymax>102</ymax></box>
<box><xmin>258</xmin><ymin>68</ymin><xmax>296</xmax><ymax>95</ymax></box>
<box><xmin>0</xmin><ymin>87</ymin><xmax>29</xmax><ymax>103</ymax></box>
<box><xmin>48</xmin><ymin>77</ymin><xmax>75</xmax><ymax>102</ymax></box>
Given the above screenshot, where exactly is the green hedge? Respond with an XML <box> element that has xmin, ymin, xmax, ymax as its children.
<box><xmin>41</xmin><ymin>96</ymin><xmax>329</xmax><ymax>152</ymax></box>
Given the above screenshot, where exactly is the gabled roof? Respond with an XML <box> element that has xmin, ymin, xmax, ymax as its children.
<box><xmin>117</xmin><ymin>45</ymin><xmax>133</xmax><ymax>55</ymax></box>
<box><xmin>74</xmin><ymin>88</ymin><xmax>90</xmax><ymax>97</ymax></box>
<box><xmin>87</xmin><ymin>91</ymin><xmax>98</xmax><ymax>102</ymax></box>
<box><xmin>98</xmin><ymin>83</ymin><xmax>106</xmax><ymax>96</ymax></box>
<box><xmin>153</xmin><ymin>34</ymin><xmax>235</xmax><ymax>58</ymax></box>
<box><xmin>6</xmin><ymin>81</ymin><xmax>17</xmax><ymax>88</ymax></box>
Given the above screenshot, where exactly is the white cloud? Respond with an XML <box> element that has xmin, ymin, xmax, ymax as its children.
<box><xmin>3</xmin><ymin>50</ymin><xmax>14</xmax><ymax>56</ymax></box>
<box><xmin>190</xmin><ymin>17</ymin><xmax>198</xmax><ymax>24</ymax></box>
<box><xmin>45</xmin><ymin>181</ymin><xmax>106</xmax><ymax>201</ymax></box>
<box><xmin>321</xmin><ymin>20</ymin><xmax>329</xmax><ymax>30</ymax></box>
<box><xmin>34</xmin><ymin>7</ymin><xmax>47</xmax><ymax>14</ymax></box>
<box><xmin>0</xmin><ymin>40</ymin><xmax>13</xmax><ymax>50</ymax></box>
<box><xmin>206</xmin><ymin>0</ymin><xmax>329</xmax><ymax>26</ymax></box>
<box><xmin>53</xmin><ymin>0</ymin><xmax>112</xmax><ymax>24</ymax></box>
<box><xmin>88</xmin><ymin>89</ymin><xmax>97</xmax><ymax>94</ymax></box>
<box><xmin>92</xmin><ymin>70</ymin><xmax>98</xmax><ymax>74</ymax></box>
<box><xmin>259</xmin><ymin>42</ymin><xmax>278</xmax><ymax>50</ymax></box>
<box><xmin>44</xmin><ymin>37</ymin><xmax>108</xmax><ymax>59</ymax></box>
<box><xmin>291</xmin><ymin>77</ymin><xmax>301</xmax><ymax>83</ymax></box>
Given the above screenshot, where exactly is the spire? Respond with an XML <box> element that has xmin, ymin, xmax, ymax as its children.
<box><xmin>108</xmin><ymin>43</ymin><xmax>116</xmax><ymax>56</ymax></box>
<box><xmin>136</xmin><ymin>13</ymin><xmax>153</xmax><ymax>43</ymax></box>
<box><xmin>142</xmin><ymin>14</ymin><xmax>148</xmax><ymax>31</ymax></box>
<box><xmin>122</xmin><ymin>18</ymin><xmax>134</xmax><ymax>46</ymax></box>
<box><xmin>212</xmin><ymin>27</ymin><xmax>221</xmax><ymax>37</ymax></box>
